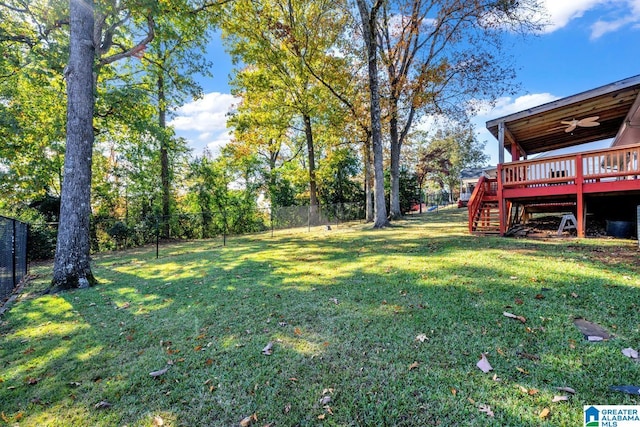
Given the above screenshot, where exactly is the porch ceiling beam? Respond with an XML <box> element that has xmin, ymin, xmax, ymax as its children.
<box><xmin>504</xmin><ymin>126</ymin><xmax>527</xmax><ymax>160</ymax></box>
<box><xmin>486</xmin><ymin>74</ymin><xmax>640</xmax><ymax>128</ymax></box>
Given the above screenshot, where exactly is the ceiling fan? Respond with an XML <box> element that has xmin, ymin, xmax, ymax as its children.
<box><xmin>560</xmin><ymin>116</ymin><xmax>600</xmax><ymax>133</ymax></box>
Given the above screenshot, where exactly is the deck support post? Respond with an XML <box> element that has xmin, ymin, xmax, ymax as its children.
<box><xmin>497</xmin><ymin>164</ymin><xmax>506</xmax><ymax>235</ymax></box>
<box><xmin>576</xmin><ymin>154</ymin><xmax>585</xmax><ymax>237</ymax></box>
<box><xmin>511</xmin><ymin>139</ymin><xmax>519</xmax><ymax>161</ymax></box>
<box><xmin>498</xmin><ymin>122</ymin><xmax>505</xmax><ymax>165</ymax></box>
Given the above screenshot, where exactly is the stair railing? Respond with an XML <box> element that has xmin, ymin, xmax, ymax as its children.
<box><xmin>467</xmin><ymin>176</ymin><xmax>487</xmax><ymax>233</ymax></box>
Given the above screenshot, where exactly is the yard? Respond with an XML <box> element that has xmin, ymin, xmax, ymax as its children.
<box><xmin>1</xmin><ymin>209</ymin><xmax>639</xmax><ymax>426</ymax></box>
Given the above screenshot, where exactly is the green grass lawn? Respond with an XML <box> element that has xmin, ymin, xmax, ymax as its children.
<box><xmin>1</xmin><ymin>209</ymin><xmax>639</xmax><ymax>426</ymax></box>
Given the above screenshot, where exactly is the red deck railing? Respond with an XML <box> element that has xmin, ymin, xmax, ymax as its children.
<box><xmin>469</xmin><ymin>143</ymin><xmax>640</xmax><ymax>235</ymax></box>
<box><xmin>501</xmin><ymin>143</ymin><xmax>640</xmax><ymax>189</ymax></box>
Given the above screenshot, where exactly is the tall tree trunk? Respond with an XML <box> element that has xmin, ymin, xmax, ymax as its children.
<box><xmin>389</xmin><ymin>101</ymin><xmax>402</xmax><ymax>219</ymax></box>
<box><xmin>356</xmin><ymin>0</ymin><xmax>388</xmax><ymax>228</ymax></box>
<box><xmin>363</xmin><ymin>136</ymin><xmax>373</xmax><ymax>222</ymax></box>
<box><xmin>158</xmin><ymin>74</ymin><xmax>171</xmax><ymax>238</ymax></box>
<box><xmin>51</xmin><ymin>0</ymin><xmax>96</xmax><ymax>291</ymax></box>
<box><xmin>303</xmin><ymin>113</ymin><xmax>319</xmax><ymax>223</ymax></box>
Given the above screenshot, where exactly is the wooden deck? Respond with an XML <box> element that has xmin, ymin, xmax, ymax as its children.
<box><xmin>469</xmin><ymin>143</ymin><xmax>640</xmax><ymax>236</ymax></box>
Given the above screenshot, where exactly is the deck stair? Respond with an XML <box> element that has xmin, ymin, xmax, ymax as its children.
<box><xmin>472</xmin><ymin>201</ymin><xmax>500</xmax><ymax>234</ymax></box>
<box><xmin>468</xmin><ymin>177</ymin><xmax>500</xmax><ymax>235</ymax></box>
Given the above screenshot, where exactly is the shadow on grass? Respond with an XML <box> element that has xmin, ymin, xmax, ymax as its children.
<box><xmin>1</xmin><ymin>210</ymin><xmax>640</xmax><ymax>426</ymax></box>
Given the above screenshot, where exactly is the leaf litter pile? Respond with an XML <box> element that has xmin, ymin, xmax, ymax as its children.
<box><xmin>1</xmin><ymin>210</ymin><xmax>639</xmax><ymax>426</ymax></box>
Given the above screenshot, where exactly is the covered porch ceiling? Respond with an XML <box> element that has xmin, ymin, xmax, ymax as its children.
<box><xmin>486</xmin><ymin>74</ymin><xmax>640</xmax><ymax>159</ymax></box>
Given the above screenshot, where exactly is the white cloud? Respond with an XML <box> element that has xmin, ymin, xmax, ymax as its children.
<box><xmin>540</xmin><ymin>0</ymin><xmax>605</xmax><ymax>32</ymax></box>
<box><xmin>170</xmin><ymin>92</ymin><xmax>239</xmax><ymax>154</ymax></box>
<box><xmin>590</xmin><ymin>0</ymin><xmax>640</xmax><ymax>38</ymax></box>
<box><xmin>206</xmin><ymin>131</ymin><xmax>234</xmax><ymax>154</ymax></box>
<box><xmin>537</xmin><ymin>0</ymin><xmax>640</xmax><ymax>38</ymax></box>
<box><xmin>477</xmin><ymin>93</ymin><xmax>560</xmax><ymax>118</ymax></box>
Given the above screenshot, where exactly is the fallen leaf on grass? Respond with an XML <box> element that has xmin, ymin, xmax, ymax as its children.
<box><xmin>150</xmin><ymin>366</ymin><xmax>169</xmax><ymax>377</ymax></box>
<box><xmin>516</xmin><ymin>367</ymin><xmax>529</xmax><ymax>375</ymax></box>
<box><xmin>492</xmin><ymin>374</ymin><xmax>502</xmax><ymax>382</ymax></box>
<box><xmin>451</xmin><ymin>388</ymin><xmax>457</xmax><ymax>396</ymax></box>
<box><xmin>320</xmin><ymin>395</ymin><xmax>332</xmax><ymax>405</ymax></box>
<box><xmin>329</xmin><ymin>298</ymin><xmax>339</xmax><ymax>305</ymax></box>
<box><xmin>515</xmin><ymin>298</ymin><xmax>523</xmax><ymax>305</ymax></box>
<box><xmin>476</xmin><ymin>353</ymin><xmax>493</xmax><ymax>373</ymax></box>
<box><xmin>478</xmin><ymin>404</ymin><xmax>494</xmax><ymax>417</ymax></box>
<box><xmin>262</xmin><ymin>342</ymin><xmax>274</xmax><ymax>355</ymax></box>
<box><xmin>573</xmin><ymin>318</ymin><xmax>611</xmax><ymax>341</ymax></box>
<box><xmin>535</xmin><ymin>294</ymin><xmax>545</xmax><ymax>300</ymax></box>
<box><xmin>283</xmin><ymin>404</ymin><xmax>291</xmax><ymax>414</ymax></box>
<box><xmin>415</xmin><ymin>334</ymin><xmax>428</xmax><ymax>343</ymax></box>
<box><xmin>503</xmin><ymin>312</ymin><xmax>526</xmax><ymax>323</ymax></box>
<box><xmin>622</xmin><ymin>348</ymin><xmax>639</xmax><ymax>359</ymax></box>
<box><xmin>153</xmin><ymin>415</ymin><xmax>164</xmax><ymax>426</ymax></box>
<box><xmin>517</xmin><ymin>351</ymin><xmax>540</xmax><ymax>361</ymax></box>
<box><xmin>408</xmin><ymin>361</ymin><xmax>420</xmax><ymax>371</ymax></box>
<box><xmin>610</xmin><ymin>385</ymin><xmax>640</xmax><ymax>395</ymax></box>
<box><xmin>555</xmin><ymin>386</ymin><xmax>576</xmax><ymax>394</ymax></box>
<box><xmin>293</xmin><ymin>327</ymin><xmax>302</xmax><ymax>336</ymax></box>
<box><xmin>552</xmin><ymin>395</ymin><xmax>569</xmax><ymax>403</ymax></box>
<box><xmin>94</xmin><ymin>401</ymin><xmax>112</xmax><ymax>409</ymax></box>
<box><xmin>539</xmin><ymin>407</ymin><xmax>550</xmax><ymax>419</ymax></box>
<box><xmin>239</xmin><ymin>413</ymin><xmax>258</xmax><ymax>426</ymax></box>
<box><xmin>571</xmin><ymin>292</ymin><xmax>579</xmax><ymax>298</ymax></box>
<box><xmin>317</xmin><ymin>414</ymin><xmax>326</xmax><ymax>420</ymax></box>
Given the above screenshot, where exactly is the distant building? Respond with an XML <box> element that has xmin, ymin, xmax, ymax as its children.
<box><xmin>458</xmin><ymin>167</ymin><xmax>495</xmax><ymax>205</ymax></box>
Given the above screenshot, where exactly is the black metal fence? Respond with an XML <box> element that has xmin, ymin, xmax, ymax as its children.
<box><xmin>27</xmin><ymin>202</ymin><xmax>367</xmax><ymax>261</ymax></box>
<box><xmin>0</xmin><ymin>216</ymin><xmax>28</xmax><ymax>302</ymax></box>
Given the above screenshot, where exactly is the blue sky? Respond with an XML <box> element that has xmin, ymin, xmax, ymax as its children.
<box><xmin>170</xmin><ymin>0</ymin><xmax>640</xmax><ymax>165</ymax></box>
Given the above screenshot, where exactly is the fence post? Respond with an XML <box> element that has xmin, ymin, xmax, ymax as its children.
<box><xmin>12</xmin><ymin>219</ymin><xmax>17</xmax><ymax>287</ymax></box>
<box><xmin>223</xmin><ymin>211</ymin><xmax>227</xmax><ymax>246</ymax></box>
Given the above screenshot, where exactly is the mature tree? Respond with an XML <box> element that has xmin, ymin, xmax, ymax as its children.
<box><xmin>377</xmin><ymin>0</ymin><xmax>543</xmax><ymax>219</ymax></box>
<box><xmin>417</xmin><ymin>123</ymin><xmax>488</xmax><ymax>201</ymax></box>
<box><xmin>137</xmin><ymin>11</ymin><xmax>214</xmax><ymax>237</ymax></box>
<box><xmin>355</xmin><ymin>0</ymin><xmax>389</xmax><ymax>228</ymax></box>
<box><xmin>316</xmin><ymin>147</ymin><xmax>363</xmax><ymax>207</ymax></box>
<box><xmin>223</xmin><ymin>0</ymin><xmax>349</xmax><ymax>220</ymax></box>
<box><xmin>49</xmin><ymin>0</ymin><xmax>156</xmax><ymax>291</ymax></box>
<box><xmin>226</xmin><ymin>65</ymin><xmax>302</xmax><ymax>207</ymax></box>
<box><xmin>0</xmin><ymin>1</ymin><xmax>68</xmax><ymax>208</ymax></box>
